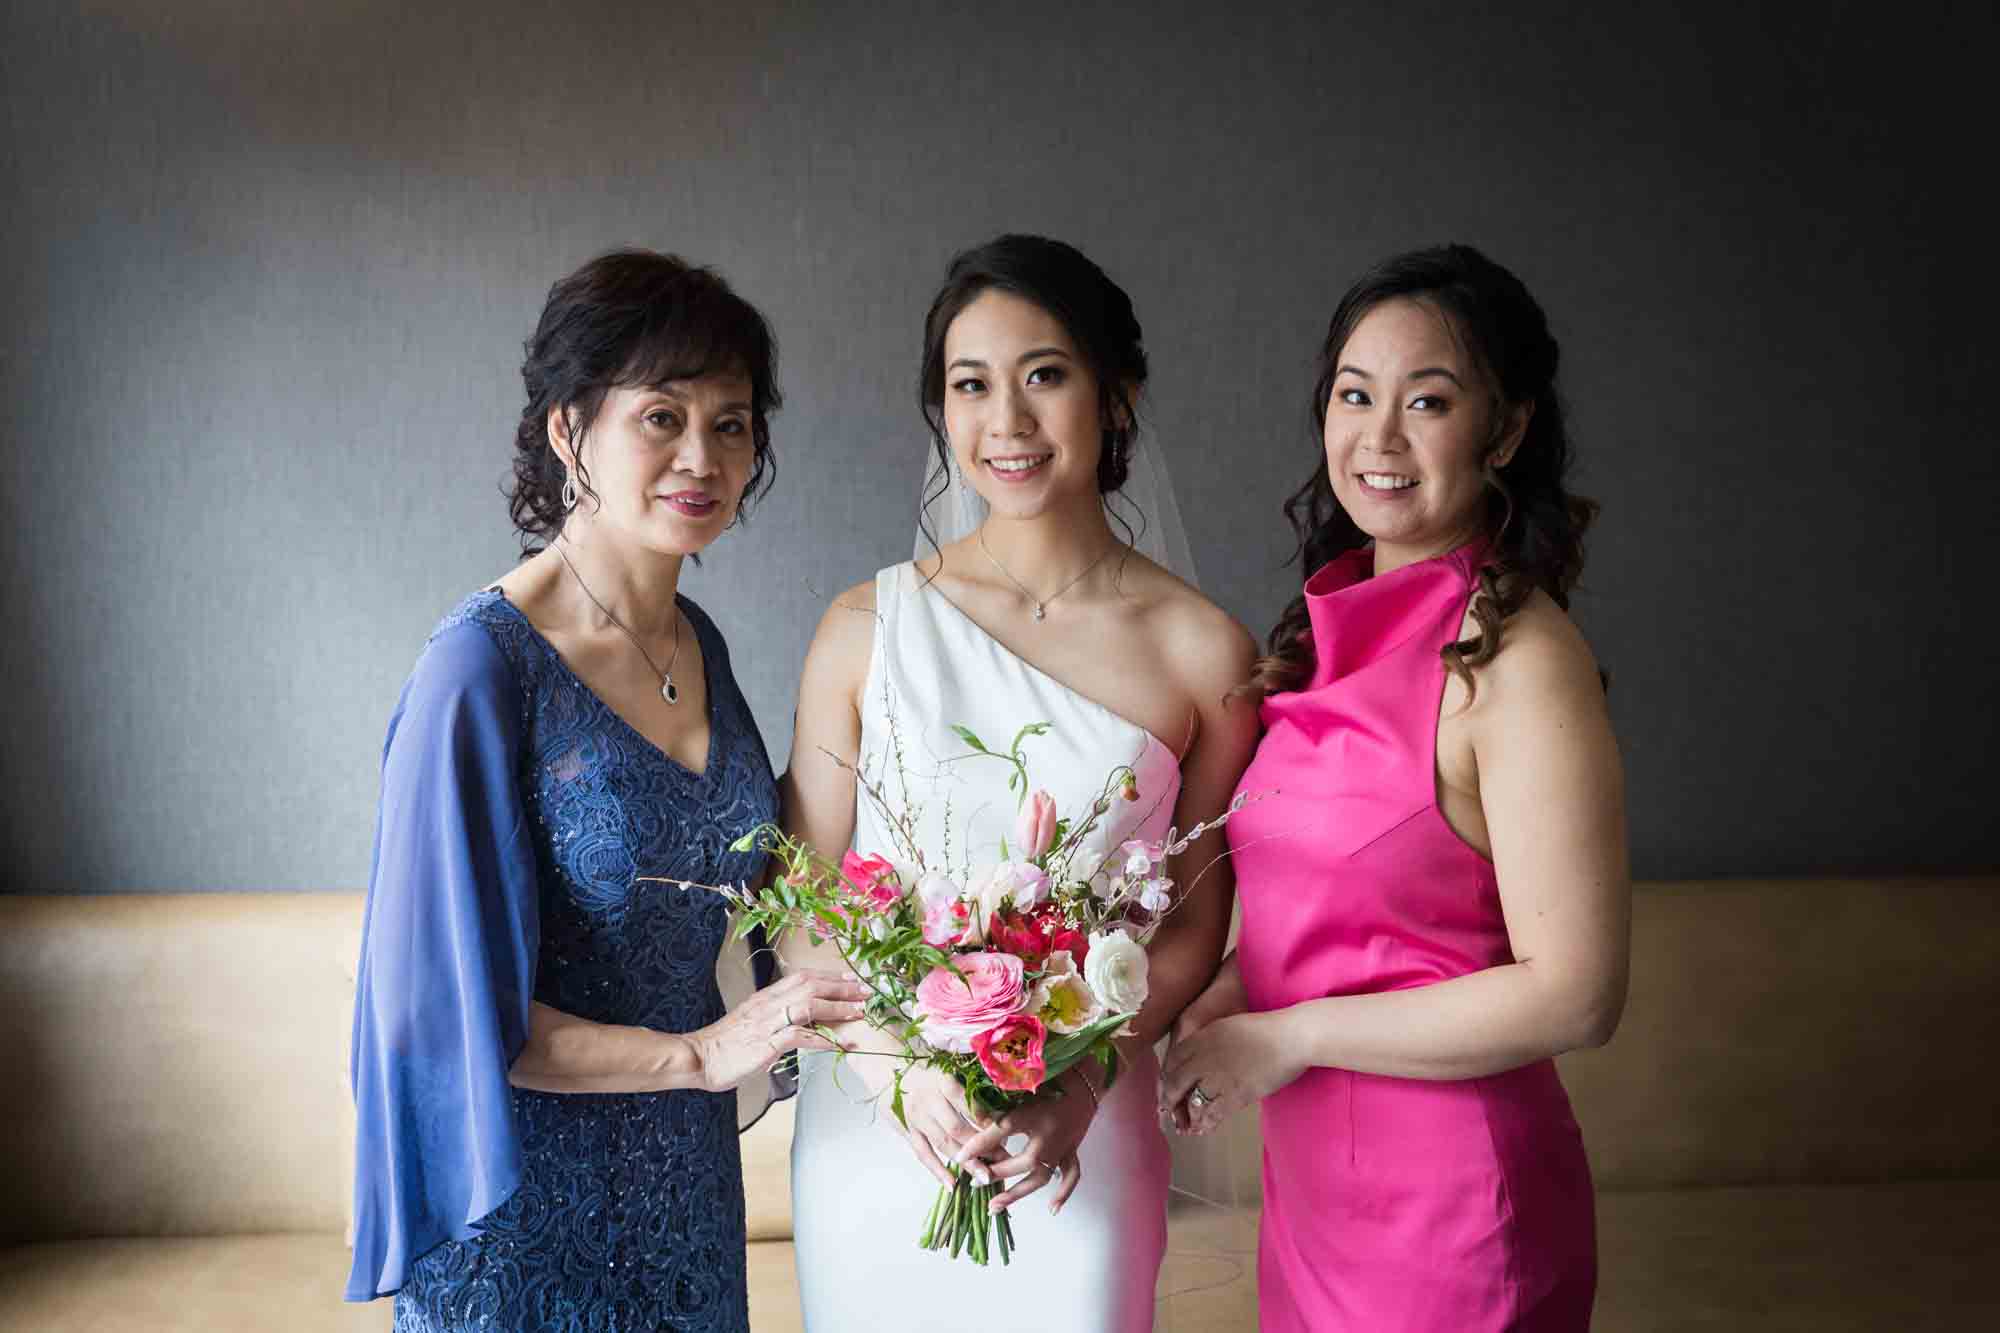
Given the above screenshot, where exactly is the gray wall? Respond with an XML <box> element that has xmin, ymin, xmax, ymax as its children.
<box><xmin>2</xmin><ymin>0</ymin><xmax>1989</xmax><ymax>893</ymax></box>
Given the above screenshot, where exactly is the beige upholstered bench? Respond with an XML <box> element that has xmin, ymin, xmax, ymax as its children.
<box><xmin>3</xmin><ymin>879</ymin><xmax>1995</xmax><ymax>1329</ymax></box>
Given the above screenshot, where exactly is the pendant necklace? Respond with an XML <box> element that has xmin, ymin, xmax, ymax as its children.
<box><xmin>977</xmin><ymin>527</ymin><xmax>1115</xmax><ymax>623</ymax></box>
<box><xmin>553</xmin><ymin>539</ymin><xmax>682</xmax><ymax>704</ymax></box>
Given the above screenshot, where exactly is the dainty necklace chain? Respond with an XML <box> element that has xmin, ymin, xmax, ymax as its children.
<box><xmin>977</xmin><ymin>526</ymin><xmax>1115</xmax><ymax>622</ymax></box>
<box><xmin>552</xmin><ymin>538</ymin><xmax>682</xmax><ymax>704</ymax></box>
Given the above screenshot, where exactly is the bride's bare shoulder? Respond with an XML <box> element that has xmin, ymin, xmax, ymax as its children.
<box><xmin>1116</xmin><ymin>553</ymin><xmax>1258</xmax><ymax>697</ymax></box>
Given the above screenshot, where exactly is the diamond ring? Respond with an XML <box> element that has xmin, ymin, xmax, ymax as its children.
<box><xmin>1188</xmin><ymin>1084</ymin><xmax>1214</xmax><ymax>1109</ymax></box>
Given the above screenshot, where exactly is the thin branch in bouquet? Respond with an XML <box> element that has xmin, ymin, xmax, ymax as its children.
<box><xmin>1045</xmin><ymin>763</ymin><xmax>1140</xmax><ymax>871</ymax></box>
<box><xmin>1082</xmin><ymin>791</ymin><xmax>1275</xmax><ymax>930</ymax></box>
<box><xmin>823</xmin><ymin>746</ymin><xmax>930</xmax><ymax>868</ymax></box>
<box><xmin>1072</xmin><ymin>712</ymin><xmax>1195</xmax><ymax>873</ymax></box>
<box><xmin>876</xmin><ymin>651</ymin><xmax>916</xmax><ymax>814</ymax></box>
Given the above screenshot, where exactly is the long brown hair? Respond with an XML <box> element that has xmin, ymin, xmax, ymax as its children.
<box><xmin>1249</xmin><ymin>244</ymin><xmax>1598</xmax><ymax>698</ymax></box>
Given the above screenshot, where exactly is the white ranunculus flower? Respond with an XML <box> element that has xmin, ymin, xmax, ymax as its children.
<box><xmin>1083</xmin><ymin>928</ymin><xmax>1150</xmax><ymax>1015</ymax></box>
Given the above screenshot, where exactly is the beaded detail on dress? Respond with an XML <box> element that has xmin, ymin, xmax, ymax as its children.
<box><xmin>394</xmin><ymin>588</ymin><xmax>776</xmax><ymax>1333</ymax></box>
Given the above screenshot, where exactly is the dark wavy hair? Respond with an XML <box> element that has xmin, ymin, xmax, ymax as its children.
<box><xmin>506</xmin><ymin>249</ymin><xmax>780</xmax><ymax>555</ymax></box>
<box><xmin>1249</xmin><ymin>243</ymin><xmax>1598</xmax><ymax>698</ymax></box>
<box><xmin>916</xmin><ymin>234</ymin><xmax>1147</xmax><ymax>556</ymax></box>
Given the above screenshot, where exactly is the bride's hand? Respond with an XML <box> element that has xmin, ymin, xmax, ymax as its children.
<box><xmin>950</xmin><ymin>1065</ymin><xmax>1098</xmax><ymax>1215</ymax></box>
<box><xmin>891</xmin><ymin>1064</ymin><xmax>992</xmax><ymax>1188</ymax></box>
<box><xmin>687</xmin><ymin>969</ymin><xmax>869</xmax><ymax>1093</ymax></box>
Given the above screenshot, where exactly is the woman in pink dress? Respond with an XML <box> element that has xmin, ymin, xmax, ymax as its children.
<box><xmin>1161</xmin><ymin>244</ymin><xmax>1629</xmax><ymax>1331</ymax></box>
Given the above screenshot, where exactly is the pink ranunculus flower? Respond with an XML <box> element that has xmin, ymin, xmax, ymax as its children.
<box><xmin>839</xmin><ymin>850</ymin><xmax>905</xmax><ymax>914</ymax></box>
<box><xmin>913</xmin><ymin>952</ymin><xmax>1028</xmax><ymax>1053</ymax></box>
<box><xmin>972</xmin><ymin>1013</ymin><xmax>1049</xmax><ymax>1093</ymax></box>
<box><xmin>1014</xmin><ymin>789</ymin><xmax>1059</xmax><ymax>860</ymax></box>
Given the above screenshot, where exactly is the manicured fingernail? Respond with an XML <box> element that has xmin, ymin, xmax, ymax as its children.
<box><xmin>974</xmin><ymin>1169</ymin><xmax>990</xmax><ymax>1185</ymax></box>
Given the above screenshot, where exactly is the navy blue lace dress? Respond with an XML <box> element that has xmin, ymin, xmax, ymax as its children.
<box><xmin>346</xmin><ymin>588</ymin><xmax>778</xmax><ymax>1333</ymax></box>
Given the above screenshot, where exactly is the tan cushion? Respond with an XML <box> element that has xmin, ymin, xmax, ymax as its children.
<box><xmin>741</xmin><ymin>1096</ymin><xmax>796</xmax><ymax>1242</ymax></box>
<box><xmin>746</xmin><ymin>1239</ymin><xmax>801</xmax><ymax>1332</ymax></box>
<box><xmin>1160</xmin><ymin>878</ymin><xmax>2000</xmax><ymax>1200</ymax></box>
<box><xmin>0</xmin><ymin>894</ymin><xmax>365</xmax><ymax>1242</ymax></box>
<box><xmin>1594</xmin><ymin>1178</ymin><xmax>2000</xmax><ymax>1330</ymax></box>
<box><xmin>1560</xmin><ymin>877</ymin><xmax>2000</xmax><ymax>1189</ymax></box>
<box><xmin>0</xmin><ymin>1234</ymin><xmax>388</xmax><ymax>1332</ymax></box>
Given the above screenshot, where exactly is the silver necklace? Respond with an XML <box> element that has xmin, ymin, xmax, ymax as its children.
<box><xmin>977</xmin><ymin>527</ymin><xmax>1115</xmax><ymax>623</ymax></box>
<box><xmin>553</xmin><ymin>539</ymin><xmax>682</xmax><ymax>704</ymax></box>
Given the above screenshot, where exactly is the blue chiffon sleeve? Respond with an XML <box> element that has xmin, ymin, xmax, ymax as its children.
<box><xmin>345</xmin><ymin>620</ymin><xmax>539</xmax><ymax>1301</ymax></box>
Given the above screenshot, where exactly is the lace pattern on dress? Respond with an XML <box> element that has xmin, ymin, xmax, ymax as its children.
<box><xmin>394</xmin><ymin>589</ymin><xmax>776</xmax><ymax>1333</ymax></box>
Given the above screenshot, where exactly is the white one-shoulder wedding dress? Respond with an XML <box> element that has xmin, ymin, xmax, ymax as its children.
<box><xmin>790</xmin><ymin>561</ymin><xmax>1181</xmax><ymax>1332</ymax></box>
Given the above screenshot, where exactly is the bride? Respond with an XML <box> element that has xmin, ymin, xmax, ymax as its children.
<box><xmin>780</xmin><ymin>234</ymin><xmax>1258</xmax><ymax>1331</ymax></box>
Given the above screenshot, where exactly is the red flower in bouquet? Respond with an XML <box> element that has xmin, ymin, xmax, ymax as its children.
<box><xmin>985</xmin><ymin>903</ymin><xmax>1090</xmax><ymax>970</ymax></box>
<box><xmin>971</xmin><ymin>1013</ymin><xmax>1048</xmax><ymax>1093</ymax></box>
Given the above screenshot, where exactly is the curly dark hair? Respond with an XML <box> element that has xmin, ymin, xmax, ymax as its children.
<box><xmin>915</xmin><ymin>234</ymin><xmax>1148</xmax><ymax>556</ymax></box>
<box><xmin>1249</xmin><ymin>243</ymin><xmax>1598</xmax><ymax>698</ymax></box>
<box><xmin>506</xmin><ymin>249</ymin><xmax>780</xmax><ymax>555</ymax></box>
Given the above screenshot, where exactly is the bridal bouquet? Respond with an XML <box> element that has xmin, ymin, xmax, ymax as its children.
<box><xmin>714</xmin><ymin>722</ymin><xmax>1250</xmax><ymax>1266</ymax></box>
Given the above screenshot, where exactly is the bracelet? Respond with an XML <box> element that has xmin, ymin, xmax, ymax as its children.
<box><xmin>1068</xmin><ymin>1062</ymin><xmax>1099</xmax><ymax>1111</ymax></box>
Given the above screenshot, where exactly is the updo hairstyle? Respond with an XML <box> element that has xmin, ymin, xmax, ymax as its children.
<box><xmin>506</xmin><ymin>249</ymin><xmax>780</xmax><ymax>553</ymax></box>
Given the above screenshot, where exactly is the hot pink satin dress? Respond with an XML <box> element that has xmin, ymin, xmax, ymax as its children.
<box><xmin>1227</xmin><ymin>540</ymin><xmax>1596</xmax><ymax>1332</ymax></box>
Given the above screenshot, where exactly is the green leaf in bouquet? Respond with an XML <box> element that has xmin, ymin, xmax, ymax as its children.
<box><xmin>949</xmin><ymin>725</ymin><xmax>988</xmax><ymax>753</ymax></box>
<box><xmin>1008</xmin><ymin>721</ymin><xmax>1050</xmax><ymax>753</ymax></box>
<box><xmin>889</xmin><ymin>1068</ymin><xmax>909</xmax><ymax>1131</ymax></box>
<box><xmin>1039</xmin><ymin>1012</ymin><xmax>1136</xmax><ymax>1078</ymax></box>
<box><xmin>730</xmin><ymin>830</ymin><xmax>758</xmax><ymax>853</ymax></box>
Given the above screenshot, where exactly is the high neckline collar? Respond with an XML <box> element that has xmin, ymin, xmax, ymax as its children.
<box><xmin>1299</xmin><ymin>537</ymin><xmax>1488</xmax><ymax>689</ymax></box>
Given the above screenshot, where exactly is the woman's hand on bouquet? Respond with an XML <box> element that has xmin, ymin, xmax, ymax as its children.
<box><xmin>688</xmin><ymin>968</ymin><xmax>868</xmax><ymax>1093</ymax></box>
<box><xmin>891</xmin><ymin>1063</ymin><xmax>992</xmax><ymax>1188</ymax></box>
<box><xmin>1160</xmin><ymin>1007</ymin><xmax>1304</xmax><ymax>1136</ymax></box>
<box><xmin>951</xmin><ymin>1065</ymin><xmax>1099</xmax><ymax>1215</ymax></box>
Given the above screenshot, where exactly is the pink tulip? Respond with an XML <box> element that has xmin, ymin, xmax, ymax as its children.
<box><xmin>1014</xmin><ymin>789</ymin><xmax>1058</xmax><ymax>860</ymax></box>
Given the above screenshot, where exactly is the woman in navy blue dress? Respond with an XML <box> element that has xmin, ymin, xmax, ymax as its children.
<box><xmin>346</xmin><ymin>250</ymin><xmax>867</xmax><ymax>1332</ymax></box>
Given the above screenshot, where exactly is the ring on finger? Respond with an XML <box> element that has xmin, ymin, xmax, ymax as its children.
<box><xmin>1188</xmin><ymin>1083</ymin><xmax>1214</xmax><ymax>1110</ymax></box>
<box><xmin>1037</xmin><ymin>1158</ymin><xmax>1060</xmax><ymax>1178</ymax></box>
